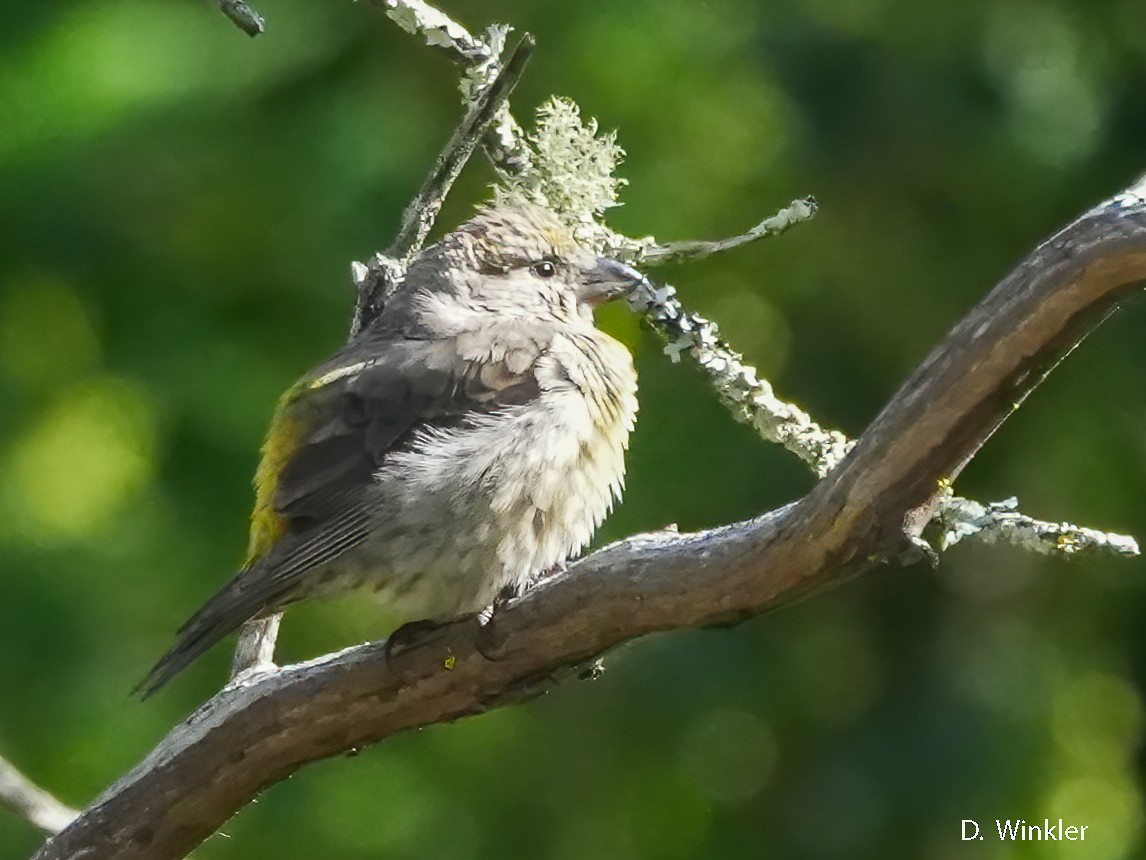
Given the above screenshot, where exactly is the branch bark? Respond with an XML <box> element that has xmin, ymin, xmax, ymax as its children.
<box><xmin>32</xmin><ymin>178</ymin><xmax>1146</xmax><ymax>860</ymax></box>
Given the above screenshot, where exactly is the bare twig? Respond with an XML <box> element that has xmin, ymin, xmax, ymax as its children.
<box><xmin>0</xmin><ymin>754</ymin><xmax>77</xmax><ymax>835</ymax></box>
<box><xmin>388</xmin><ymin>33</ymin><xmax>536</xmax><ymax>260</ymax></box>
<box><xmin>210</xmin><ymin>0</ymin><xmax>264</xmax><ymax>37</ymax></box>
<box><xmin>639</xmin><ymin>197</ymin><xmax>821</xmax><ymax>266</ymax></box>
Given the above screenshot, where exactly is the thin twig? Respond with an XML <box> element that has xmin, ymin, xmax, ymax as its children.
<box><xmin>211</xmin><ymin>0</ymin><xmax>264</xmax><ymax>37</ymax></box>
<box><xmin>0</xmin><ymin>754</ymin><xmax>77</xmax><ymax>835</ymax></box>
<box><xmin>638</xmin><ymin>197</ymin><xmax>820</xmax><ymax>266</ymax></box>
<box><xmin>388</xmin><ymin>33</ymin><xmax>536</xmax><ymax>259</ymax></box>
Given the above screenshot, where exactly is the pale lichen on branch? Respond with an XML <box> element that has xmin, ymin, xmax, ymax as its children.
<box><xmin>937</xmin><ymin>496</ymin><xmax>1140</xmax><ymax>557</ymax></box>
<box><xmin>627</xmin><ymin>276</ymin><xmax>855</xmax><ymax>475</ymax></box>
<box><xmin>376</xmin><ymin>0</ymin><xmax>491</xmax><ymax>64</ymax></box>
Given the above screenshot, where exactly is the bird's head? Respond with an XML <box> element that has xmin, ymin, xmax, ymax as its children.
<box><xmin>407</xmin><ymin>201</ymin><xmax>647</xmax><ymax>324</ymax></box>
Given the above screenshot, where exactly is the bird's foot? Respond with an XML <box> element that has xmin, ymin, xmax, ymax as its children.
<box><xmin>478</xmin><ymin>581</ymin><xmax>525</xmax><ymax>627</ymax></box>
<box><xmin>383</xmin><ymin>618</ymin><xmax>443</xmax><ymax>662</ymax></box>
<box><xmin>476</xmin><ymin>566</ymin><xmax>561</xmax><ymax>660</ymax></box>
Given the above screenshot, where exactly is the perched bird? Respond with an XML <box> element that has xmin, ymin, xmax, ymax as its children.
<box><xmin>138</xmin><ymin>202</ymin><xmax>644</xmax><ymax>696</ymax></box>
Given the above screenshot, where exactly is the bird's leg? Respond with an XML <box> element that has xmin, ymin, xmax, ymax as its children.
<box><xmin>476</xmin><ymin>561</ymin><xmax>565</xmax><ymax>660</ymax></box>
<box><xmin>229</xmin><ymin>613</ymin><xmax>282</xmax><ymax>683</ymax></box>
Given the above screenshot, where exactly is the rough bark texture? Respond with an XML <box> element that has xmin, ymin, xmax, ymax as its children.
<box><xmin>31</xmin><ymin>183</ymin><xmax>1146</xmax><ymax>860</ymax></box>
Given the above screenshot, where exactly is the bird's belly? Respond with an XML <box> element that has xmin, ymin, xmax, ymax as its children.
<box><xmin>354</xmin><ymin>389</ymin><xmax>631</xmax><ymax>619</ymax></box>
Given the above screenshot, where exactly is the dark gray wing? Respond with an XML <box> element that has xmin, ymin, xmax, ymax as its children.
<box><xmin>274</xmin><ymin>335</ymin><xmax>542</xmax><ymax>526</ymax></box>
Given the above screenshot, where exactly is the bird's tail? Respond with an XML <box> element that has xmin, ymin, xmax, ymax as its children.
<box><xmin>135</xmin><ymin>569</ymin><xmax>289</xmax><ymax>699</ymax></box>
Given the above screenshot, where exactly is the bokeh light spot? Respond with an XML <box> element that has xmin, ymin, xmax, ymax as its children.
<box><xmin>981</xmin><ymin>4</ymin><xmax>1108</xmax><ymax>166</ymax></box>
<box><xmin>0</xmin><ymin>275</ymin><xmax>100</xmax><ymax>387</ymax></box>
<box><xmin>4</xmin><ymin>378</ymin><xmax>156</xmax><ymax>539</ymax></box>
<box><xmin>1041</xmin><ymin>775</ymin><xmax>1143</xmax><ymax>859</ymax></box>
<box><xmin>1051</xmin><ymin>672</ymin><xmax>1144</xmax><ymax>772</ymax></box>
<box><xmin>678</xmin><ymin>707</ymin><xmax>777</xmax><ymax>804</ymax></box>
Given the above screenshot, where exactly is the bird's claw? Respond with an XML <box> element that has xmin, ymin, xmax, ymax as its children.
<box><xmin>383</xmin><ymin>618</ymin><xmax>442</xmax><ymax>662</ymax></box>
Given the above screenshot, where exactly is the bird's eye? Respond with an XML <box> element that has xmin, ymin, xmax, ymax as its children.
<box><xmin>530</xmin><ymin>260</ymin><xmax>558</xmax><ymax>279</ymax></box>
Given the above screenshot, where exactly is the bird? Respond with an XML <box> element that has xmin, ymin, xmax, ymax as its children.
<box><xmin>137</xmin><ymin>201</ymin><xmax>645</xmax><ymax>696</ymax></box>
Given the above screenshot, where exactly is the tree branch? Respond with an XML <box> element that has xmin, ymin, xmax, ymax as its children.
<box><xmin>627</xmin><ymin>250</ymin><xmax>853</xmax><ymax>477</ymax></box>
<box><xmin>32</xmin><ymin>178</ymin><xmax>1146</xmax><ymax>860</ymax></box>
<box><xmin>0</xmin><ymin>754</ymin><xmax>77</xmax><ymax>836</ymax></box>
<box><xmin>638</xmin><ymin>197</ymin><xmax>821</xmax><ymax>266</ymax></box>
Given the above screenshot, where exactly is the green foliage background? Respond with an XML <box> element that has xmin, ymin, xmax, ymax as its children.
<box><xmin>2</xmin><ymin>0</ymin><xmax>1145</xmax><ymax>857</ymax></box>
